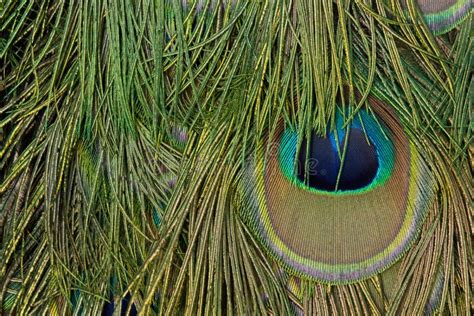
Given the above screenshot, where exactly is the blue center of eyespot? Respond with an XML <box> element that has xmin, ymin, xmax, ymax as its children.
<box><xmin>296</xmin><ymin>128</ymin><xmax>379</xmax><ymax>191</ymax></box>
<box><xmin>278</xmin><ymin>109</ymin><xmax>395</xmax><ymax>194</ymax></box>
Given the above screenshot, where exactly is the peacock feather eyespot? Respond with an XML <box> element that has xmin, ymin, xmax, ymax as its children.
<box><xmin>406</xmin><ymin>0</ymin><xmax>473</xmax><ymax>34</ymax></box>
<box><xmin>293</xmin><ymin>128</ymin><xmax>379</xmax><ymax>192</ymax></box>
<box><xmin>241</xmin><ymin>96</ymin><xmax>435</xmax><ymax>284</ymax></box>
<box><xmin>279</xmin><ymin>109</ymin><xmax>395</xmax><ymax>195</ymax></box>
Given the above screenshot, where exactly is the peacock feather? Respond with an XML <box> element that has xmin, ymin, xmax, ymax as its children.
<box><xmin>403</xmin><ymin>0</ymin><xmax>473</xmax><ymax>34</ymax></box>
<box><xmin>242</xmin><ymin>97</ymin><xmax>435</xmax><ymax>284</ymax></box>
<box><xmin>1</xmin><ymin>0</ymin><xmax>472</xmax><ymax>315</ymax></box>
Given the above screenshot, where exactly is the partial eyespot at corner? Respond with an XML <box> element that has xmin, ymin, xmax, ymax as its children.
<box><xmin>403</xmin><ymin>0</ymin><xmax>473</xmax><ymax>34</ymax></box>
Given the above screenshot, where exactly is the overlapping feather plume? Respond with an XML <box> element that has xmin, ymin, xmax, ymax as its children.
<box><xmin>0</xmin><ymin>0</ymin><xmax>472</xmax><ymax>315</ymax></box>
